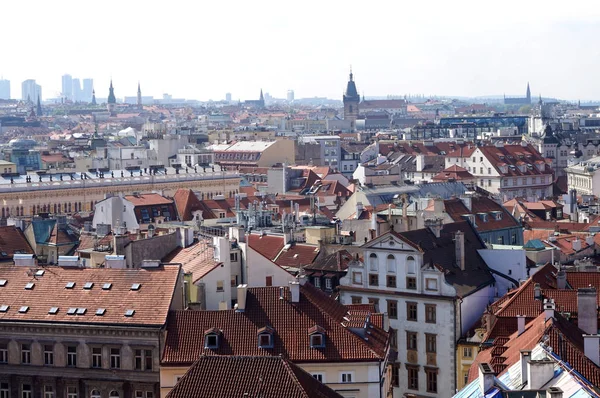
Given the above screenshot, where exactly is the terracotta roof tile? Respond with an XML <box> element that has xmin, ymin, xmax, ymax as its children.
<box><xmin>274</xmin><ymin>243</ymin><xmax>320</xmax><ymax>268</ymax></box>
<box><xmin>162</xmin><ymin>240</ymin><xmax>220</xmax><ymax>283</ymax></box>
<box><xmin>0</xmin><ymin>226</ymin><xmax>34</xmax><ymax>261</ymax></box>
<box><xmin>248</xmin><ymin>234</ymin><xmax>285</xmax><ymax>261</ymax></box>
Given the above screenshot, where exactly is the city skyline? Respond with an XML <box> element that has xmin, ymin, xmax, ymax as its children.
<box><xmin>1</xmin><ymin>0</ymin><xmax>600</xmax><ymax>101</ymax></box>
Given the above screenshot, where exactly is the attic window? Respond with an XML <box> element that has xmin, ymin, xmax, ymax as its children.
<box><xmin>48</xmin><ymin>307</ymin><xmax>59</xmax><ymax>315</ymax></box>
<box><xmin>310</xmin><ymin>333</ymin><xmax>325</xmax><ymax>348</ymax></box>
<box><xmin>131</xmin><ymin>283</ymin><xmax>141</xmax><ymax>291</ymax></box>
<box><xmin>257</xmin><ymin>326</ymin><xmax>275</xmax><ymax>348</ymax></box>
<box><xmin>83</xmin><ymin>282</ymin><xmax>94</xmax><ymax>290</ymax></box>
<box><xmin>0</xmin><ymin>280</ymin><xmax>6</xmax><ymax>287</ymax></box>
<box><xmin>67</xmin><ymin>308</ymin><xmax>77</xmax><ymax>315</ymax></box>
<box><xmin>65</xmin><ymin>282</ymin><xmax>76</xmax><ymax>289</ymax></box>
<box><xmin>124</xmin><ymin>309</ymin><xmax>135</xmax><ymax>317</ymax></box>
<box><xmin>35</xmin><ymin>270</ymin><xmax>45</xmax><ymax>277</ymax></box>
<box><xmin>96</xmin><ymin>308</ymin><xmax>106</xmax><ymax>316</ymax></box>
<box><xmin>204</xmin><ymin>333</ymin><xmax>219</xmax><ymax>349</ymax></box>
<box><xmin>76</xmin><ymin>308</ymin><xmax>87</xmax><ymax>315</ymax></box>
<box><xmin>24</xmin><ymin>282</ymin><xmax>34</xmax><ymax>290</ymax></box>
<box><xmin>0</xmin><ymin>305</ymin><xmax>9</xmax><ymax>312</ymax></box>
<box><xmin>19</xmin><ymin>306</ymin><xmax>29</xmax><ymax>313</ymax></box>
<box><xmin>102</xmin><ymin>283</ymin><xmax>112</xmax><ymax>290</ymax></box>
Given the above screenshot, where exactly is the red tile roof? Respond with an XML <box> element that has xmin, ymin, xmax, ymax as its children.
<box><xmin>0</xmin><ymin>264</ymin><xmax>181</xmax><ymax>326</ymax></box>
<box><xmin>478</xmin><ymin>144</ymin><xmax>552</xmax><ymax>177</ymax></box>
<box><xmin>162</xmin><ymin>284</ymin><xmax>388</xmax><ymax>365</ymax></box>
<box><xmin>274</xmin><ymin>243</ymin><xmax>320</xmax><ymax>268</ymax></box>
<box><xmin>173</xmin><ymin>189</ymin><xmax>216</xmax><ymax>221</ymax></box>
<box><xmin>162</xmin><ymin>240</ymin><xmax>221</xmax><ymax>283</ymax></box>
<box><xmin>431</xmin><ymin>165</ymin><xmax>475</xmax><ymax>182</ymax></box>
<box><xmin>165</xmin><ymin>356</ymin><xmax>344</xmax><ymax>398</ymax></box>
<box><xmin>248</xmin><ymin>233</ymin><xmax>285</xmax><ymax>261</ymax></box>
<box><xmin>0</xmin><ymin>226</ymin><xmax>34</xmax><ymax>261</ymax></box>
<box><xmin>444</xmin><ymin>196</ymin><xmax>519</xmax><ymax>232</ymax></box>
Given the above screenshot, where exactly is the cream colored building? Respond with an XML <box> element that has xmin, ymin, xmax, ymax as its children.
<box><xmin>212</xmin><ymin>139</ymin><xmax>295</xmax><ymax>170</ymax></box>
<box><xmin>0</xmin><ymin>160</ymin><xmax>16</xmax><ymax>174</ymax></box>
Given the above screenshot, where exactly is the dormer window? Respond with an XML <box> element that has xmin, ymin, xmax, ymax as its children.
<box><xmin>257</xmin><ymin>326</ymin><xmax>274</xmax><ymax>349</ymax></box>
<box><xmin>309</xmin><ymin>325</ymin><xmax>326</xmax><ymax>348</ymax></box>
<box><xmin>204</xmin><ymin>328</ymin><xmax>221</xmax><ymax>349</ymax></box>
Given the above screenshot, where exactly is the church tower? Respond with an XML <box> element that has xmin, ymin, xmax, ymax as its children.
<box><xmin>343</xmin><ymin>69</ymin><xmax>360</xmax><ymax>130</ymax></box>
<box><xmin>137</xmin><ymin>82</ymin><xmax>142</xmax><ymax>110</ymax></box>
<box><xmin>36</xmin><ymin>96</ymin><xmax>42</xmax><ymax>117</ymax></box>
<box><xmin>107</xmin><ymin>80</ymin><xmax>116</xmax><ymax>114</ymax></box>
<box><xmin>259</xmin><ymin>89</ymin><xmax>265</xmax><ymax>108</ymax></box>
<box><xmin>91</xmin><ymin>89</ymin><xmax>97</xmax><ymax>105</ymax></box>
<box><xmin>526</xmin><ymin>82</ymin><xmax>531</xmax><ymax>104</ymax></box>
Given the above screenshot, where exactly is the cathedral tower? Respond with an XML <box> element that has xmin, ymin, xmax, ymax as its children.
<box><xmin>137</xmin><ymin>82</ymin><xmax>142</xmax><ymax>110</ymax></box>
<box><xmin>343</xmin><ymin>70</ymin><xmax>360</xmax><ymax>130</ymax></box>
<box><xmin>107</xmin><ymin>80</ymin><xmax>116</xmax><ymax>113</ymax></box>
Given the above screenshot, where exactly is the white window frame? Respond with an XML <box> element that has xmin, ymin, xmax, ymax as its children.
<box><xmin>44</xmin><ymin>386</ymin><xmax>54</xmax><ymax>398</ymax></box>
<box><xmin>92</xmin><ymin>347</ymin><xmax>102</xmax><ymax>368</ymax></box>
<box><xmin>312</xmin><ymin>373</ymin><xmax>326</xmax><ymax>383</ymax></box>
<box><xmin>66</xmin><ymin>387</ymin><xmax>77</xmax><ymax>398</ymax></box>
<box><xmin>110</xmin><ymin>347</ymin><xmax>121</xmax><ymax>369</ymax></box>
<box><xmin>325</xmin><ymin>278</ymin><xmax>332</xmax><ymax>290</ymax></box>
<box><xmin>22</xmin><ymin>384</ymin><xmax>32</xmax><ymax>398</ymax></box>
<box><xmin>0</xmin><ymin>344</ymin><xmax>7</xmax><ymax>363</ymax></box>
<box><xmin>0</xmin><ymin>383</ymin><xmax>9</xmax><ymax>398</ymax></box>
<box><xmin>340</xmin><ymin>371</ymin><xmax>355</xmax><ymax>383</ymax></box>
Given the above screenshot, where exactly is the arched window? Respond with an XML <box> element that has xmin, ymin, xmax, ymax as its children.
<box><xmin>369</xmin><ymin>253</ymin><xmax>378</xmax><ymax>271</ymax></box>
<box><xmin>387</xmin><ymin>254</ymin><xmax>396</xmax><ymax>273</ymax></box>
<box><xmin>109</xmin><ymin>391</ymin><xmax>120</xmax><ymax>398</ymax></box>
<box><xmin>407</xmin><ymin>256</ymin><xmax>416</xmax><ymax>274</ymax></box>
<box><xmin>90</xmin><ymin>390</ymin><xmax>101</xmax><ymax>398</ymax></box>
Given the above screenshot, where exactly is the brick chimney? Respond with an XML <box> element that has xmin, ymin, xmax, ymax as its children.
<box><xmin>478</xmin><ymin>363</ymin><xmax>495</xmax><ymax>394</ymax></box>
<box><xmin>455</xmin><ymin>231</ymin><xmax>465</xmax><ymax>271</ymax></box>
<box><xmin>543</xmin><ymin>298</ymin><xmax>555</xmax><ymax>320</ymax></box>
<box><xmin>520</xmin><ymin>350</ymin><xmax>531</xmax><ymax>385</ymax></box>
<box><xmin>556</xmin><ymin>270</ymin><xmax>566</xmax><ymax>289</ymax></box>
<box><xmin>577</xmin><ymin>287</ymin><xmax>598</xmax><ymax>335</ymax></box>
<box><xmin>547</xmin><ymin>387</ymin><xmax>563</xmax><ymax>398</ymax></box>
<box><xmin>583</xmin><ymin>335</ymin><xmax>600</xmax><ymax>366</ymax></box>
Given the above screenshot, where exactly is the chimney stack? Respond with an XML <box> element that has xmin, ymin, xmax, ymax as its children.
<box><xmin>572</xmin><ymin>238</ymin><xmax>582</xmax><ymax>252</ymax></box>
<box><xmin>534</xmin><ymin>283</ymin><xmax>542</xmax><ymax>300</ymax></box>
<box><xmin>583</xmin><ymin>335</ymin><xmax>600</xmax><ymax>366</ymax></box>
<box><xmin>577</xmin><ymin>287</ymin><xmax>598</xmax><ymax>335</ymax></box>
<box><xmin>527</xmin><ymin>359</ymin><xmax>554</xmax><ymax>389</ymax></box>
<box><xmin>236</xmin><ymin>284</ymin><xmax>248</xmax><ymax>312</ymax></box>
<box><xmin>356</xmin><ymin>202</ymin><xmax>364</xmax><ymax>220</ymax></box>
<box><xmin>455</xmin><ymin>231</ymin><xmax>465</xmax><ymax>271</ymax></box>
<box><xmin>517</xmin><ymin>315</ymin><xmax>526</xmax><ymax>336</ymax></box>
<box><xmin>543</xmin><ymin>298</ymin><xmax>555</xmax><ymax>320</ymax></box>
<box><xmin>478</xmin><ymin>363</ymin><xmax>495</xmax><ymax>394</ymax></box>
<box><xmin>556</xmin><ymin>270</ymin><xmax>566</xmax><ymax>289</ymax></box>
<box><xmin>289</xmin><ymin>281</ymin><xmax>300</xmax><ymax>303</ymax></box>
<box><xmin>547</xmin><ymin>387</ymin><xmax>563</xmax><ymax>398</ymax></box>
<box><xmin>520</xmin><ymin>350</ymin><xmax>531</xmax><ymax>385</ymax></box>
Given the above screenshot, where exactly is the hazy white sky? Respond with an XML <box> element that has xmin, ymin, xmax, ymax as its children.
<box><xmin>2</xmin><ymin>0</ymin><xmax>600</xmax><ymax>101</ymax></box>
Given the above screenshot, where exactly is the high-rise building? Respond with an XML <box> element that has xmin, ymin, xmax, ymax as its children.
<box><xmin>225</xmin><ymin>92</ymin><xmax>232</xmax><ymax>102</ymax></box>
<box><xmin>287</xmin><ymin>90</ymin><xmax>294</xmax><ymax>102</ymax></box>
<box><xmin>61</xmin><ymin>74</ymin><xmax>73</xmax><ymax>100</ymax></box>
<box><xmin>82</xmin><ymin>78</ymin><xmax>93</xmax><ymax>102</ymax></box>
<box><xmin>0</xmin><ymin>79</ymin><xmax>10</xmax><ymax>99</ymax></box>
<box><xmin>72</xmin><ymin>78</ymin><xmax>82</xmax><ymax>102</ymax></box>
<box><xmin>21</xmin><ymin>79</ymin><xmax>41</xmax><ymax>102</ymax></box>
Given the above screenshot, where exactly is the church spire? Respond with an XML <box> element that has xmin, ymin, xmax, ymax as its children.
<box><xmin>91</xmin><ymin>89</ymin><xmax>97</xmax><ymax>105</ymax></box>
<box><xmin>36</xmin><ymin>96</ymin><xmax>42</xmax><ymax>117</ymax></box>
<box><xmin>137</xmin><ymin>82</ymin><xmax>142</xmax><ymax>110</ymax></box>
<box><xmin>526</xmin><ymin>82</ymin><xmax>531</xmax><ymax>103</ymax></box>
<box><xmin>107</xmin><ymin>80</ymin><xmax>116</xmax><ymax>114</ymax></box>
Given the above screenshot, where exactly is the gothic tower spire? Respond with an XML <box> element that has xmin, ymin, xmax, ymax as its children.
<box><xmin>36</xmin><ymin>96</ymin><xmax>42</xmax><ymax>117</ymax></box>
<box><xmin>107</xmin><ymin>80</ymin><xmax>116</xmax><ymax>113</ymax></box>
<box><xmin>91</xmin><ymin>89</ymin><xmax>97</xmax><ymax>105</ymax></box>
<box><xmin>137</xmin><ymin>82</ymin><xmax>142</xmax><ymax>110</ymax></box>
<box><xmin>343</xmin><ymin>68</ymin><xmax>360</xmax><ymax>131</ymax></box>
<box><xmin>526</xmin><ymin>82</ymin><xmax>531</xmax><ymax>103</ymax></box>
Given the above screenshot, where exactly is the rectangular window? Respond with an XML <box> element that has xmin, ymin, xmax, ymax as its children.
<box><xmin>325</xmin><ymin>278</ymin><xmax>332</xmax><ymax>290</ymax></box>
<box><xmin>391</xmin><ymin>363</ymin><xmax>400</xmax><ymax>387</ymax></box>
<box><xmin>464</xmin><ymin>371</ymin><xmax>470</xmax><ymax>386</ymax></box>
<box><xmin>425</xmin><ymin>304</ymin><xmax>436</xmax><ymax>323</ymax></box>
<box><xmin>146</xmin><ymin>393</ymin><xmax>154</xmax><ymax>398</ymax></box>
<box><xmin>44</xmin><ymin>344</ymin><xmax>54</xmax><ymax>365</ymax></box>
<box><xmin>0</xmin><ymin>344</ymin><xmax>7</xmax><ymax>363</ymax></box>
<box><xmin>230</xmin><ymin>275</ymin><xmax>237</xmax><ymax>287</ymax></box>
<box><xmin>407</xmin><ymin>302</ymin><xmax>418</xmax><ymax>321</ymax></box>
<box><xmin>488</xmin><ymin>167</ymin><xmax>491</xmax><ymax>174</ymax></box>
<box><xmin>369</xmin><ymin>274</ymin><xmax>379</xmax><ymax>286</ymax></box>
<box><xmin>21</xmin><ymin>343</ymin><xmax>31</xmax><ymax>364</ymax></box>
<box><xmin>216</xmin><ymin>280</ymin><xmax>224</xmax><ymax>292</ymax></box>
<box><xmin>0</xmin><ymin>383</ymin><xmax>9</xmax><ymax>398</ymax></box>
<box><xmin>92</xmin><ymin>347</ymin><xmax>102</xmax><ymax>368</ymax></box>
<box><xmin>134</xmin><ymin>349</ymin><xmax>153</xmax><ymax>371</ymax></box>
<box><xmin>67</xmin><ymin>387</ymin><xmax>77</xmax><ymax>398</ymax></box>
<box><xmin>313</xmin><ymin>277</ymin><xmax>321</xmax><ymax>288</ymax></box>
<box><xmin>426</xmin><ymin>334</ymin><xmax>437</xmax><ymax>353</ymax></box>
<box><xmin>44</xmin><ymin>386</ymin><xmax>54</xmax><ymax>398</ymax></box>
<box><xmin>110</xmin><ymin>348</ymin><xmax>121</xmax><ymax>369</ymax></box>
<box><xmin>230</xmin><ymin>252</ymin><xmax>238</xmax><ymax>262</ymax></box>
<box><xmin>406</xmin><ymin>277</ymin><xmax>416</xmax><ymax>290</ymax></box>
<box><xmin>351</xmin><ymin>296</ymin><xmax>362</xmax><ymax>304</ymax></box>
<box><xmin>352</xmin><ymin>272</ymin><xmax>362</xmax><ymax>284</ymax></box>
<box><xmin>368</xmin><ymin>297</ymin><xmax>379</xmax><ymax>312</ymax></box>
<box><xmin>22</xmin><ymin>384</ymin><xmax>32</xmax><ymax>398</ymax></box>
<box><xmin>426</xmin><ymin>368</ymin><xmax>438</xmax><ymax>393</ymax></box>
<box><xmin>425</xmin><ymin>278</ymin><xmax>437</xmax><ymax>291</ymax></box>
<box><xmin>407</xmin><ymin>366</ymin><xmax>419</xmax><ymax>390</ymax></box>
<box><xmin>463</xmin><ymin>347</ymin><xmax>473</xmax><ymax>358</ymax></box>
<box><xmin>340</xmin><ymin>372</ymin><xmax>353</xmax><ymax>383</ymax></box>
<box><xmin>407</xmin><ymin>331</ymin><xmax>418</xmax><ymax>350</ymax></box>
<box><xmin>386</xmin><ymin>275</ymin><xmax>396</xmax><ymax>288</ymax></box>
<box><xmin>312</xmin><ymin>374</ymin><xmax>324</xmax><ymax>383</ymax></box>
<box><xmin>145</xmin><ymin>349</ymin><xmax>153</xmax><ymax>371</ymax></box>
<box><xmin>387</xmin><ymin>300</ymin><xmax>398</xmax><ymax>319</ymax></box>
<box><xmin>67</xmin><ymin>345</ymin><xmax>77</xmax><ymax>367</ymax></box>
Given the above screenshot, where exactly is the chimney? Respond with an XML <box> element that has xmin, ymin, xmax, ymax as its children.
<box><xmin>520</xmin><ymin>350</ymin><xmax>531</xmax><ymax>385</ymax></box>
<box><xmin>556</xmin><ymin>270</ymin><xmax>566</xmax><ymax>289</ymax></box>
<box><xmin>461</xmin><ymin>195</ymin><xmax>472</xmax><ymax>212</ymax></box>
<box><xmin>534</xmin><ymin>283</ymin><xmax>542</xmax><ymax>300</ymax></box>
<box><xmin>517</xmin><ymin>315</ymin><xmax>526</xmax><ymax>336</ymax></box>
<box><xmin>577</xmin><ymin>287</ymin><xmax>598</xmax><ymax>334</ymax></box>
<box><xmin>356</xmin><ymin>202</ymin><xmax>363</xmax><ymax>220</ymax></box>
<box><xmin>236</xmin><ymin>284</ymin><xmax>248</xmax><ymax>312</ymax></box>
<box><xmin>13</xmin><ymin>254</ymin><xmax>36</xmax><ymax>267</ymax></box>
<box><xmin>433</xmin><ymin>197</ymin><xmax>444</xmax><ymax>215</ymax></box>
<box><xmin>478</xmin><ymin>363</ymin><xmax>495</xmax><ymax>394</ymax></box>
<box><xmin>527</xmin><ymin>359</ymin><xmax>555</xmax><ymax>389</ymax></box>
<box><xmin>455</xmin><ymin>231</ymin><xmax>465</xmax><ymax>271</ymax></box>
<box><xmin>425</xmin><ymin>218</ymin><xmax>442</xmax><ymax>238</ymax></box>
<box><xmin>586</xmin><ymin>235</ymin><xmax>594</xmax><ymax>247</ymax></box>
<box><xmin>104</xmin><ymin>255</ymin><xmax>126</xmax><ymax>268</ymax></box>
<box><xmin>572</xmin><ymin>238</ymin><xmax>582</xmax><ymax>252</ymax></box>
<box><xmin>543</xmin><ymin>298</ymin><xmax>555</xmax><ymax>320</ymax></box>
<box><xmin>289</xmin><ymin>281</ymin><xmax>300</xmax><ymax>303</ymax></box>
<box><xmin>583</xmin><ymin>335</ymin><xmax>600</xmax><ymax>366</ymax></box>
<box><xmin>547</xmin><ymin>387</ymin><xmax>563</xmax><ymax>398</ymax></box>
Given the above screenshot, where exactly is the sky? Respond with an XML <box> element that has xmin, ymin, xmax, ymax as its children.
<box><xmin>2</xmin><ymin>0</ymin><xmax>600</xmax><ymax>102</ymax></box>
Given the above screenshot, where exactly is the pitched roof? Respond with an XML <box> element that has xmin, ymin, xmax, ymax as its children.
<box><xmin>161</xmin><ymin>284</ymin><xmax>388</xmax><ymax>365</ymax></box>
<box><xmin>431</xmin><ymin>165</ymin><xmax>475</xmax><ymax>182</ymax></box>
<box><xmin>173</xmin><ymin>188</ymin><xmax>207</xmax><ymax>221</ymax></box>
<box><xmin>165</xmin><ymin>356</ymin><xmax>344</xmax><ymax>398</ymax></box>
<box><xmin>124</xmin><ymin>193</ymin><xmax>173</xmax><ymax>207</ymax></box>
<box><xmin>0</xmin><ymin>264</ymin><xmax>181</xmax><ymax>326</ymax></box>
<box><xmin>305</xmin><ymin>250</ymin><xmax>354</xmax><ymax>272</ymax></box>
<box><xmin>0</xmin><ymin>226</ymin><xmax>34</xmax><ymax>261</ymax></box>
<box><xmin>274</xmin><ymin>243</ymin><xmax>320</xmax><ymax>269</ymax></box>
<box><xmin>162</xmin><ymin>240</ymin><xmax>221</xmax><ymax>283</ymax></box>
<box><xmin>248</xmin><ymin>233</ymin><xmax>285</xmax><ymax>261</ymax></box>
<box><xmin>444</xmin><ymin>196</ymin><xmax>519</xmax><ymax>232</ymax></box>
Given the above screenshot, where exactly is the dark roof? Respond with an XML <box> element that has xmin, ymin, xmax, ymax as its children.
<box><xmin>165</xmin><ymin>355</ymin><xmax>344</xmax><ymax>398</ymax></box>
<box><xmin>398</xmin><ymin>221</ymin><xmax>495</xmax><ymax>297</ymax></box>
<box><xmin>305</xmin><ymin>250</ymin><xmax>353</xmax><ymax>272</ymax></box>
<box><xmin>0</xmin><ymin>226</ymin><xmax>34</xmax><ymax>261</ymax></box>
<box><xmin>444</xmin><ymin>196</ymin><xmax>520</xmax><ymax>232</ymax></box>
<box><xmin>162</xmin><ymin>284</ymin><xmax>388</xmax><ymax>365</ymax></box>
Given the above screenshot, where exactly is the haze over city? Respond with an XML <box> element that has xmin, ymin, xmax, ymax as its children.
<box><xmin>3</xmin><ymin>0</ymin><xmax>600</xmax><ymax>101</ymax></box>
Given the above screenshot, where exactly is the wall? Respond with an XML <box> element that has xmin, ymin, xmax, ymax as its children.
<box><xmin>459</xmin><ymin>284</ymin><xmax>495</xmax><ymax>336</ymax></box>
<box><xmin>478</xmin><ymin>247</ymin><xmax>527</xmax><ymax>296</ymax></box>
<box><xmin>242</xmin><ymin>244</ymin><xmax>296</xmax><ymax>287</ymax></box>
<box><xmin>92</xmin><ymin>196</ymin><xmax>139</xmax><ymax>232</ymax></box>
<box><xmin>123</xmin><ymin>232</ymin><xmax>179</xmax><ymax>268</ymax></box>
<box><xmin>257</xmin><ymin>139</ymin><xmax>295</xmax><ymax>167</ymax></box>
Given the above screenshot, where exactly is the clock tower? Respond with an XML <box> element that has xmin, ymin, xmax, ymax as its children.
<box><xmin>343</xmin><ymin>70</ymin><xmax>360</xmax><ymax>130</ymax></box>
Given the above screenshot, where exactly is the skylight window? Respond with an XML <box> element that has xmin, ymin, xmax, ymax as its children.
<box><xmin>48</xmin><ymin>307</ymin><xmax>59</xmax><ymax>315</ymax></box>
<box><xmin>0</xmin><ymin>305</ymin><xmax>9</xmax><ymax>312</ymax></box>
<box><xmin>65</xmin><ymin>282</ymin><xmax>76</xmax><ymax>289</ymax></box>
<box><xmin>131</xmin><ymin>283</ymin><xmax>141</xmax><ymax>291</ymax></box>
<box><xmin>96</xmin><ymin>308</ymin><xmax>106</xmax><ymax>316</ymax></box>
<box><xmin>76</xmin><ymin>308</ymin><xmax>87</xmax><ymax>315</ymax></box>
<box><xmin>0</xmin><ymin>280</ymin><xmax>6</xmax><ymax>287</ymax></box>
<box><xmin>24</xmin><ymin>282</ymin><xmax>34</xmax><ymax>290</ymax></box>
<box><xmin>83</xmin><ymin>282</ymin><xmax>94</xmax><ymax>290</ymax></box>
<box><xmin>67</xmin><ymin>308</ymin><xmax>77</xmax><ymax>315</ymax></box>
<box><xmin>102</xmin><ymin>283</ymin><xmax>112</xmax><ymax>290</ymax></box>
<box><xmin>124</xmin><ymin>309</ymin><xmax>135</xmax><ymax>317</ymax></box>
<box><xmin>19</xmin><ymin>306</ymin><xmax>29</xmax><ymax>313</ymax></box>
<box><xmin>35</xmin><ymin>270</ymin><xmax>45</xmax><ymax>277</ymax></box>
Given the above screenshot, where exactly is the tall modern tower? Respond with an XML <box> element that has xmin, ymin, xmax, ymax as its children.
<box><xmin>72</xmin><ymin>78</ymin><xmax>83</xmax><ymax>102</ymax></box>
<box><xmin>107</xmin><ymin>80</ymin><xmax>116</xmax><ymax>113</ymax></box>
<box><xmin>61</xmin><ymin>74</ymin><xmax>73</xmax><ymax>100</ymax></box>
<box><xmin>343</xmin><ymin>69</ymin><xmax>360</xmax><ymax>130</ymax></box>
<box><xmin>22</xmin><ymin>80</ymin><xmax>41</xmax><ymax>103</ymax></box>
<box><xmin>83</xmin><ymin>79</ymin><xmax>94</xmax><ymax>103</ymax></box>
<box><xmin>0</xmin><ymin>79</ymin><xmax>10</xmax><ymax>99</ymax></box>
<box><xmin>287</xmin><ymin>90</ymin><xmax>294</xmax><ymax>102</ymax></box>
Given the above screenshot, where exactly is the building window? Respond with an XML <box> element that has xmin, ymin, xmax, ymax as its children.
<box><xmin>325</xmin><ymin>278</ymin><xmax>332</xmax><ymax>290</ymax></box>
<box><xmin>389</xmin><ymin>328</ymin><xmax>398</xmax><ymax>348</ymax></box>
<box><xmin>426</xmin><ymin>334</ymin><xmax>437</xmax><ymax>353</ymax></box>
<box><xmin>67</xmin><ymin>345</ymin><xmax>77</xmax><ymax>367</ymax></box>
<box><xmin>425</xmin><ymin>304</ymin><xmax>436</xmax><ymax>323</ymax></box>
<box><xmin>1</xmin><ymin>383</ymin><xmax>9</xmax><ymax>398</ymax></box>
<box><xmin>426</xmin><ymin>368</ymin><xmax>438</xmax><ymax>393</ymax></box>
<box><xmin>391</xmin><ymin>363</ymin><xmax>400</xmax><ymax>387</ymax></box>
<box><xmin>44</xmin><ymin>386</ymin><xmax>54</xmax><ymax>398</ymax></box>
<box><xmin>407</xmin><ymin>302</ymin><xmax>417</xmax><ymax>321</ymax></box>
<box><xmin>369</xmin><ymin>253</ymin><xmax>378</xmax><ymax>271</ymax></box>
<box><xmin>204</xmin><ymin>334</ymin><xmax>219</xmax><ymax>349</ymax></box>
<box><xmin>406</xmin><ymin>256</ymin><xmax>416</xmax><ymax>274</ymax></box>
<box><xmin>313</xmin><ymin>277</ymin><xmax>321</xmax><ymax>288</ymax></box>
<box><xmin>387</xmin><ymin>300</ymin><xmax>398</xmax><ymax>319</ymax></box>
<box><xmin>0</xmin><ymin>344</ymin><xmax>7</xmax><ymax>363</ymax></box>
<box><xmin>386</xmin><ymin>275</ymin><xmax>397</xmax><ymax>288</ymax></box>
<box><xmin>22</xmin><ymin>384</ymin><xmax>32</xmax><ymax>398</ymax></box>
<box><xmin>21</xmin><ymin>343</ymin><xmax>31</xmax><ymax>364</ymax></box>
<box><xmin>310</xmin><ymin>333</ymin><xmax>325</xmax><ymax>348</ymax></box>
<box><xmin>340</xmin><ymin>372</ymin><xmax>354</xmax><ymax>383</ymax></box>
<box><xmin>216</xmin><ymin>280</ymin><xmax>224</xmax><ymax>292</ymax></box>
<box><xmin>386</xmin><ymin>254</ymin><xmax>395</xmax><ymax>272</ymax></box>
<box><xmin>488</xmin><ymin>167</ymin><xmax>491</xmax><ymax>174</ymax></box>
<box><xmin>135</xmin><ymin>349</ymin><xmax>153</xmax><ymax>371</ymax></box>
<box><xmin>351</xmin><ymin>296</ymin><xmax>362</xmax><ymax>304</ymax></box>
<box><xmin>44</xmin><ymin>344</ymin><xmax>54</xmax><ymax>365</ymax></box>
<box><xmin>425</xmin><ymin>278</ymin><xmax>437</xmax><ymax>291</ymax></box>
<box><xmin>92</xmin><ymin>347</ymin><xmax>102</xmax><ymax>368</ymax></box>
<box><xmin>352</xmin><ymin>272</ymin><xmax>362</xmax><ymax>284</ymax></box>
<box><xmin>312</xmin><ymin>374</ymin><xmax>325</xmax><ymax>383</ymax></box>
<box><xmin>110</xmin><ymin>348</ymin><xmax>121</xmax><ymax>369</ymax></box>
<box><xmin>463</xmin><ymin>347</ymin><xmax>473</xmax><ymax>358</ymax></box>
<box><xmin>368</xmin><ymin>297</ymin><xmax>380</xmax><ymax>312</ymax></box>
<box><xmin>407</xmin><ymin>331</ymin><xmax>418</xmax><ymax>350</ymax></box>
<box><xmin>407</xmin><ymin>366</ymin><xmax>419</xmax><ymax>390</ymax></box>
<box><xmin>369</xmin><ymin>273</ymin><xmax>379</xmax><ymax>286</ymax></box>
<box><xmin>406</xmin><ymin>276</ymin><xmax>417</xmax><ymax>290</ymax></box>
<box><xmin>230</xmin><ymin>252</ymin><xmax>238</xmax><ymax>262</ymax></box>
<box><xmin>258</xmin><ymin>333</ymin><xmax>273</xmax><ymax>349</ymax></box>
<box><xmin>109</xmin><ymin>392</ymin><xmax>119</xmax><ymax>398</ymax></box>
